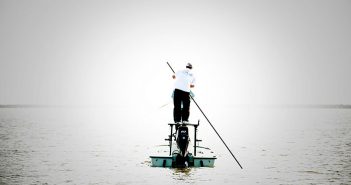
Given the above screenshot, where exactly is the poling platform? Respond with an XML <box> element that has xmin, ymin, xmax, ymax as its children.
<box><xmin>150</xmin><ymin>121</ymin><xmax>217</xmax><ymax>168</ymax></box>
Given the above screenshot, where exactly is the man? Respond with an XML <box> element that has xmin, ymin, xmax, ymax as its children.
<box><xmin>172</xmin><ymin>63</ymin><xmax>195</xmax><ymax>123</ymax></box>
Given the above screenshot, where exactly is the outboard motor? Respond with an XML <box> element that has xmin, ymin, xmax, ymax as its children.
<box><xmin>176</xmin><ymin>126</ymin><xmax>189</xmax><ymax>157</ymax></box>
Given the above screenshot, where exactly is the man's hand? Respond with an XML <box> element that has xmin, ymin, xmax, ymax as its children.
<box><xmin>172</xmin><ymin>75</ymin><xmax>176</xmax><ymax>79</ymax></box>
<box><xmin>190</xmin><ymin>84</ymin><xmax>195</xmax><ymax>88</ymax></box>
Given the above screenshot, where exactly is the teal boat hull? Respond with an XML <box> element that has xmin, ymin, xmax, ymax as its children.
<box><xmin>150</xmin><ymin>154</ymin><xmax>216</xmax><ymax>167</ymax></box>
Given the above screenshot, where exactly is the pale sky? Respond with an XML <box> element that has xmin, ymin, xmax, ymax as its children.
<box><xmin>0</xmin><ymin>0</ymin><xmax>350</xmax><ymax>106</ymax></box>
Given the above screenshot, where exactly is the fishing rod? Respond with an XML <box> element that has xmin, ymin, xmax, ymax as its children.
<box><xmin>166</xmin><ymin>62</ymin><xmax>243</xmax><ymax>169</ymax></box>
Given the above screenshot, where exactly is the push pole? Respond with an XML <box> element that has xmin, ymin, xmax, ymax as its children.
<box><xmin>167</xmin><ymin>62</ymin><xmax>243</xmax><ymax>169</ymax></box>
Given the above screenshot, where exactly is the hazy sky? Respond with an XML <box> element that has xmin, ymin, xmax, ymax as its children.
<box><xmin>1</xmin><ymin>0</ymin><xmax>350</xmax><ymax>106</ymax></box>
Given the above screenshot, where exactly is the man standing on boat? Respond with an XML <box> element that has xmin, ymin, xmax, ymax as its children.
<box><xmin>172</xmin><ymin>63</ymin><xmax>195</xmax><ymax>124</ymax></box>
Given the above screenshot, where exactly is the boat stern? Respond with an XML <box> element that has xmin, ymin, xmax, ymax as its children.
<box><xmin>150</xmin><ymin>156</ymin><xmax>173</xmax><ymax>167</ymax></box>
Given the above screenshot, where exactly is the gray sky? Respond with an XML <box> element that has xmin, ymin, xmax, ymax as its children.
<box><xmin>1</xmin><ymin>0</ymin><xmax>350</xmax><ymax>106</ymax></box>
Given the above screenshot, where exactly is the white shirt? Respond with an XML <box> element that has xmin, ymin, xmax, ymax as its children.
<box><xmin>174</xmin><ymin>68</ymin><xmax>195</xmax><ymax>92</ymax></box>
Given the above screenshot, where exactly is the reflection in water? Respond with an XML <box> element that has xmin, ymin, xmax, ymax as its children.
<box><xmin>171</xmin><ymin>167</ymin><xmax>195</xmax><ymax>182</ymax></box>
<box><xmin>173</xmin><ymin>167</ymin><xmax>192</xmax><ymax>176</ymax></box>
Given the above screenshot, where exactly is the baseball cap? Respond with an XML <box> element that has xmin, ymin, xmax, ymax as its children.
<box><xmin>186</xmin><ymin>63</ymin><xmax>192</xmax><ymax>69</ymax></box>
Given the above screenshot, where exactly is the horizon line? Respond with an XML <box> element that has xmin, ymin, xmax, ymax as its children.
<box><xmin>1</xmin><ymin>104</ymin><xmax>351</xmax><ymax>109</ymax></box>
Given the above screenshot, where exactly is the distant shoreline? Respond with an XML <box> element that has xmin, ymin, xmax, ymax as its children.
<box><xmin>261</xmin><ymin>104</ymin><xmax>351</xmax><ymax>109</ymax></box>
<box><xmin>0</xmin><ymin>104</ymin><xmax>96</xmax><ymax>108</ymax></box>
<box><xmin>1</xmin><ymin>104</ymin><xmax>351</xmax><ymax>109</ymax></box>
<box><xmin>0</xmin><ymin>104</ymin><xmax>63</xmax><ymax>108</ymax></box>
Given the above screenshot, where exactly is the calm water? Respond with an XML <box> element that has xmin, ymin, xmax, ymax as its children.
<box><xmin>0</xmin><ymin>106</ymin><xmax>350</xmax><ymax>184</ymax></box>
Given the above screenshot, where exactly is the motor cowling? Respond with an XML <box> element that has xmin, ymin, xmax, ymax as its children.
<box><xmin>176</xmin><ymin>126</ymin><xmax>189</xmax><ymax>157</ymax></box>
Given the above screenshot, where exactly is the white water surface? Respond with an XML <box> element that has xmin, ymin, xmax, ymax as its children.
<box><xmin>0</xmin><ymin>106</ymin><xmax>350</xmax><ymax>184</ymax></box>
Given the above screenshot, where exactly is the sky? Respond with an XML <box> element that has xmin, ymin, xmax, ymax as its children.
<box><xmin>0</xmin><ymin>0</ymin><xmax>350</xmax><ymax>107</ymax></box>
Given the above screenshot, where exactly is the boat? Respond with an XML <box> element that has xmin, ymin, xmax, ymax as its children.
<box><xmin>150</xmin><ymin>121</ymin><xmax>217</xmax><ymax>168</ymax></box>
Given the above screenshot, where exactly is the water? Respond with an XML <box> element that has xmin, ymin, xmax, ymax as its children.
<box><xmin>0</xmin><ymin>106</ymin><xmax>350</xmax><ymax>184</ymax></box>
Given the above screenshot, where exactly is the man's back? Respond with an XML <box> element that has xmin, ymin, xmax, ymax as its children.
<box><xmin>174</xmin><ymin>69</ymin><xmax>195</xmax><ymax>92</ymax></box>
